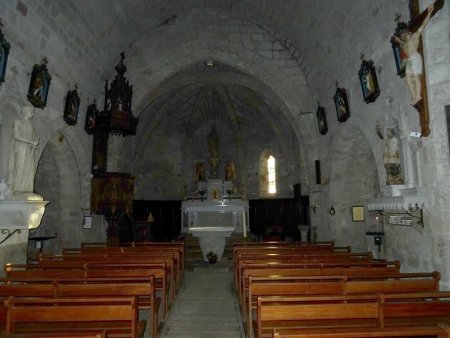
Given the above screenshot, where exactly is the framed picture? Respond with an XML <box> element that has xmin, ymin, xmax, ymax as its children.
<box><xmin>316</xmin><ymin>103</ymin><xmax>328</xmax><ymax>135</ymax></box>
<box><xmin>334</xmin><ymin>86</ymin><xmax>350</xmax><ymax>122</ymax></box>
<box><xmin>63</xmin><ymin>86</ymin><xmax>80</xmax><ymax>126</ymax></box>
<box><xmin>358</xmin><ymin>58</ymin><xmax>380</xmax><ymax>103</ymax></box>
<box><xmin>84</xmin><ymin>100</ymin><xmax>99</xmax><ymax>134</ymax></box>
<box><xmin>0</xmin><ymin>23</ymin><xmax>11</xmax><ymax>84</ymax></box>
<box><xmin>27</xmin><ymin>58</ymin><xmax>51</xmax><ymax>109</ymax></box>
<box><xmin>352</xmin><ymin>206</ymin><xmax>365</xmax><ymax>222</ymax></box>
<box><xmin>82</xmin><ymin>216</ymin><xmax>92</xmax><ymax>229</ymax></box>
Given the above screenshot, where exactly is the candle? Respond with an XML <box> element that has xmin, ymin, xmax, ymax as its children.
<box><xmin>242</xmin><ymin>210</ymin><xmax>247</xmax><ymax>238</ymax></box>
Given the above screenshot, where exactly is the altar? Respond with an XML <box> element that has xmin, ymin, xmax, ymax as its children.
<box><xmin>181</xmin><ymin>199</ymin><xmax>249</xmax><ymax>236</ymax></box>
<box><xmin>181</xmin><ymin>195</ymin><xmax>249</xmax><ymax>262</ymax></box>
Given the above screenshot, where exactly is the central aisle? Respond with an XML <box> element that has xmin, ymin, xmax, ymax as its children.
<box><xmin>159</xmin><ymin>262</ymin><xmax>246</xmax><ymax>338</ymax></box>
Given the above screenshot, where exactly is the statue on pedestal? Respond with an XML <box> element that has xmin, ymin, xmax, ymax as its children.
<box><xmin>208</xmin><ymin>124</ymin><xmax>220</xmax><ymax>178</ymax></box>
<box><xmin>195</xmin><ymin>161</ymin><xmax>206</xmax><ymax>182</ymax></box>
<box><xmin>7</xmin><ymin>105</ymin><xmax>40</xmax><ymax>193</ymax></box>
<box><xmin>383</xmin><ymin>128</ymin><xmax>404</xmax><ymax>185</ymax></box>
<box><xmin>224</xmin><ymin>160</ymin><xmax>235</xmax><ymax>182</ymax></box>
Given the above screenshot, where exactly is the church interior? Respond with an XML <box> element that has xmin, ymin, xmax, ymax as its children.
<box><xmin>0</xmin><ymin>0</ymin><xmax>450</xmax><ymax>337</ymax></box>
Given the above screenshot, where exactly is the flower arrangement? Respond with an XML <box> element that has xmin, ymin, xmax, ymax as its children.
<box><xmin>207</xmin><ymin>251</ymin><xmax>217</xmax><ymax>264</ymax></box>
<box><xmin>198</xmin><ymin>188</ymin><xmax>207</xmax><ymax>201</ymax></box>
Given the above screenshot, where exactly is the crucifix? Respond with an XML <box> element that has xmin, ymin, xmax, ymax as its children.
<box><xmin>396</xmin><ymin>0</ymin><xmax>444</xmax><ymax>137</ymax></box>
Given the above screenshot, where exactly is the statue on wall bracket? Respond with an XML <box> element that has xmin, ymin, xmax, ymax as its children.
<box><xmin>390</xmin><ymin>0</ymin><xmax>443</xmax><ymax>137</ymax></box>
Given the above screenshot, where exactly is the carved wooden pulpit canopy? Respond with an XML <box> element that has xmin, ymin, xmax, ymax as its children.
<box><xmin>96</xmin><ymin>52</ymin><xmax>139</xmax><ymax>136</ymax></box>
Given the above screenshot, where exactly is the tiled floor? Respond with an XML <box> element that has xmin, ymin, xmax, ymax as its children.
<box><xmin>158</xmin><ymin>260</ymin><xmax>246</xmax><ymax>338</ymax></box>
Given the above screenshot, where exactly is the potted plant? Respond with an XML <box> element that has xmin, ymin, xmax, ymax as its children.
<box><xmin>207</xmin><ymin>251</ymin><xmax>217</xmax><ymax>264</ymax></box>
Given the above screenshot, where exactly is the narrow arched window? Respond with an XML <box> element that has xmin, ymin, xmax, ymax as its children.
<box><xmin>267</xmin><ymin>155</ymin><xmax>276</xmax><ymax>194</ymax></box>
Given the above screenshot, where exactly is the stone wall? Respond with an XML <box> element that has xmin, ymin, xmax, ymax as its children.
<box><xmin>0</xmin><ymin>0</ymin><xmax>449</xmax><ymax>287</ymax></box>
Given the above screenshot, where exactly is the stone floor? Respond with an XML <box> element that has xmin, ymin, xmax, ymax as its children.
<box><xmin>158</xmin><ymin>259</ymin><xmax>245</xmax><ymax>338</ymax></box>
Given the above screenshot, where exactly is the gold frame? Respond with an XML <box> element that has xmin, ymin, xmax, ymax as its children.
<box><xmin>352</xmin><ymin>206</ymin><xmax>365</xmax><ymax>222</ymax></box>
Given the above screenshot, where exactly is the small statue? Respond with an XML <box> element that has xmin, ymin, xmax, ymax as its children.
<box><xmin>7</xmin><ymin>105</ymin><xmax>40</xmax><ymax>193</ymax></box>
<box><xmin>224</xmin><ymin>160</ymin><xmax>235</xmax><ymax>181</ymax></box>
<box><xmin>383</xmin><ymin>128</ymin><xmax>404</xmax><ymax>185</ymax></box>
<box><xmin>208</xmin><ymin>124</ymin><xmax>220</xmax><ymax>159</ymax></box>
<box><xmin>195</xmin><ymin>161</ymin><xmax>206</xmax><ymax>182</ymax></box>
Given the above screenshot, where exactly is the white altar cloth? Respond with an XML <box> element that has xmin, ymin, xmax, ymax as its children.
<box><xmin>181</xmin><ymin>200</ymin><xmax>249</xmax><ymax>238</ymax></box>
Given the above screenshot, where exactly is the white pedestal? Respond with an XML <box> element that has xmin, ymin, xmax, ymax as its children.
<box><xmin>189</xmin><ymin>226</ymin><xmax>234</xmax><ymax>262</ymax></box>
<box><xmin>297</xmin><ymin>225</ymin><xmax>310</xmax><ymax>242</ymax></box>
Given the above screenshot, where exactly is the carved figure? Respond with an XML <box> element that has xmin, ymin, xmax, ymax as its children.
<box><xmin>393</xmin><ymin>3</ymin><xmax>434</xmax><ymax>106</ymax></box>
<box><xmin>383</xmin><ymin>128</ymin><xmax>404</xmax><ymax>185</ymax></box>
<box><xmin>225</xmin><ymin>161</ymin><xmax>236</xmax><ymax>181</ymax></box>
<box><xmin>7</xmin><ymin>105</ymin><xmax>40</xmax><ymax>192</ymax></box>
<box><xmin>207</xmin><ymin>124</ymin><xmax>219</xmax><ymax>159</ymax></box>
<box><xmin>195</xmin><ymin>161</ymin><xmax>205</xmax><ymax>181</ymax></box>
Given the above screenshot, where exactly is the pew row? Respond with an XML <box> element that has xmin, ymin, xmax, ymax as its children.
<box><xmin>254</xmin><ymin>291</ymin><xmax>450</xmax><ymax>338</ymax></box>
<box><xmin>245</xmin><ymin>272</ymin><xmax>440</xmax><ymax>337</ymax></box>
<box><xmin>4</xmin><ymin>296</ymin><xmax>145</xmax><ymax>338</ymax></box>
<box><xmin>272</xmin><ymin>324</ymin><xmax>450</xmax><ymax>338</ymax></box>
<box><xmin>0</xmin><ymin>276</ymin><xmax>160</xmax><ymax>338</ymax></box>
<box><xmin>4</xmin><ymin>262</ymin><xmax>171</xmax><ymax>319</ymax></box>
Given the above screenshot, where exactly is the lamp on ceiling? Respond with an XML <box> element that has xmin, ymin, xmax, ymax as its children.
<box><xmin>206</xmin><ymin>59</ymin><xmax>215</xmax><ymax>67</ymax></box>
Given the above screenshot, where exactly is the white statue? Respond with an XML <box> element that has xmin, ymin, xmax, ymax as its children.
<box><xmin>7</xmin><ymin>105</ymin><xmax>40</xmax><ymax>193</ymax></box>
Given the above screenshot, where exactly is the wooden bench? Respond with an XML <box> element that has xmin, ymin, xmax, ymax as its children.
<box><xmin>1</xmin><ymin>332</ymin><xmax>107</xmax><ymax>337</ymax></box>
<box><xmin>75</xmin><ymin>241</ymin><xmax>185</xmax><ymax>281</ymax></box>
<box><xmin>0</xmin><ymin>276</ymin><xmax>161</xmax><ymax>338</ymax></box>
<box><xmin>245</xmin><ymin>272</ymin><xmax>440</xmax><ymax>337</ymax></box>
<box><xmin>233</xmin><ymin>252</ymin><xmax>374</xmax><ymax>289</ymax></box>
<box><xmin>4</xmin><ymin>296</ymin><xmax>145</xmax><ymax>338</ymax></box>
<box><xmin>39</xmin><ymin>252</ymin><xmax>180</xmax><ymax>293</ymax></box>
<box><xmin>238</xmin><ymin>261</ymin><xmax>401</xmax><ymax>305</ymax></box>
<box><xmin>232</xmin><ymin>244</ymin><xmax>350</xmax><ymax>266</ymax></box>
<box><xmin>255</xmin><ymin>291</ymin><xmax>450</xmax><ymax>338</ymax></box>
<box><xmin>4</xmin><ymin>262</ymin><xmax>171</xmax><ymax>319</ymax></box>
<box><xmin>272</xmin><ymin>324</ymin><xmax>450</xmax><ymax>337</ymax></box>
<box><xmin>60</xmin><ymin>246</ymin><xmax>184</xmax><ymax>287</ymax></box>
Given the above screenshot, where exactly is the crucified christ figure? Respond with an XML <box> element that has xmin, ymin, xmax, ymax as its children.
<box><xmin>394</xmin><ymin>3</ymin><xmax>434</xmax><ymax>106</ymax></box>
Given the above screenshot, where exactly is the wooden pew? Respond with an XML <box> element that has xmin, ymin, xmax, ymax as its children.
<box><xmin>39</xmin><ymin>252</ymin><xmax>181</xmax><ymax>292</ymax></box>
<box><xmin>232</xmin><ymin>244</ymin><xmax>350</xmax><ymax>266</ymax></box>
<box><xmin>4</xmin><ymin>262</ymin><xmax>171</xmax><ymax>319</ymax></box>
<box><xmin>84</xmin><ymin>262</ymin><xmax>171</xmax><ymax>318</ymax></box>
<box><xmin>254</xmin><ymin>291</ymin><xmax>450</xmax><ymax>338</ymax></box>
<box><xmin>245</xmin><ymin>272</ymin><xmax>440</xmax><ymax>337</ymax></box>
<box><xmin>1</xmin><ymin>332</ymin><xmax>107</xmax><ymax>337</ymax></box>
<box><xmin>238</xmin><ymin>261</ymin><xmax>401</xmax><ymax>305</ymax></box>
<box><xmin>272</xmin><ymin>324</ymin><xmax>450</xmax><ymax>337</ymax></box>
<box><xmin>233</xmin><ymin>251</ymin><xmax>374</xmax><ymax>289</ymax></box>
<box><xmin>76</xmin><ymin>241</ymin><xmax>185</xmax><ymax>281</ymax></box>
<box><xmin>4</xmin><ymin>296</ymin><xmax>145</xmax><ymax>338</ymax></box>
<box><xmin>56</xmin><ymin>277</ymin><xmax>160</xmax><ymax>338</ymax></box>
<box><xmin>60</xmin><ymin>245</ymin><xmax>184</xmax><ymax>286</ymax></box>
<box><xmin>0</xmin><ymin>276</ymin><xmax>161</xmax><ymax>338</ymax></box>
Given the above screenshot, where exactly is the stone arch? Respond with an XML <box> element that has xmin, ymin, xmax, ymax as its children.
<box><xmin>34</xmin><ymin>131</ymin><xmax>83</xmax><ymax>253</ymax></box>
<box><xmin>319</xmin><ymin>124</ymin><xmax>380</xmax><ymax>251</ymax></box>
<box><xmin>120</xmin><ymin>17</ymin><xmax>317</xmax><ymax>176</ymax></box>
